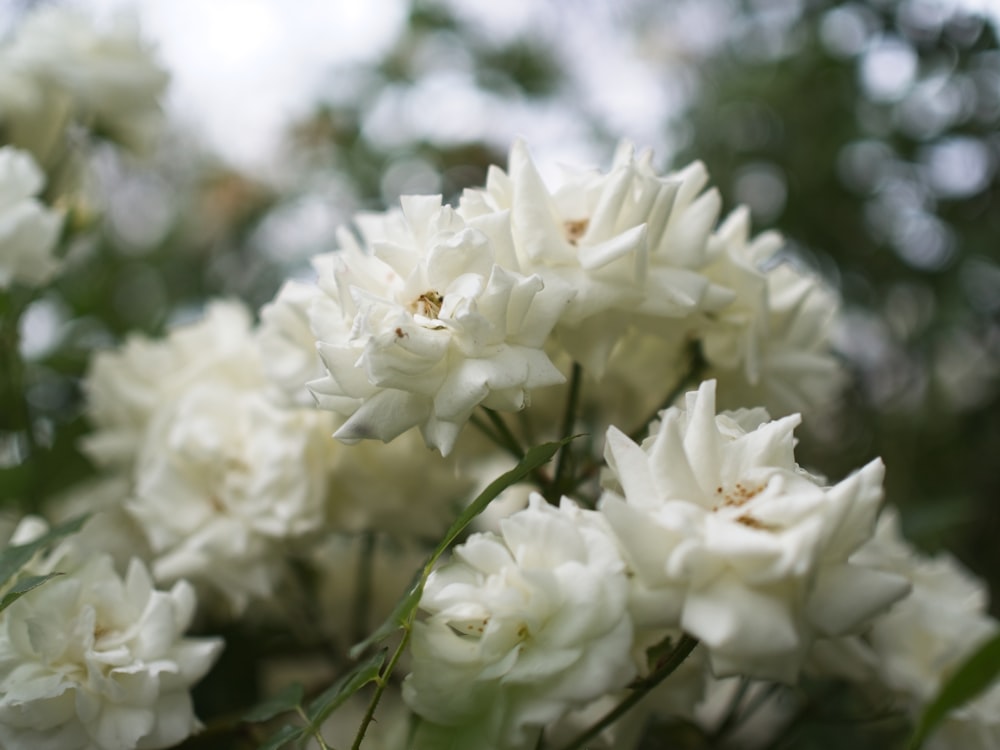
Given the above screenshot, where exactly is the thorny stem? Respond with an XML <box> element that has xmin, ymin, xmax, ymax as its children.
<box><xmin>559</xmin><ymin>635</ymin><xmax>699</xmax><ymax>750</ymax></box>
<box><xmin>628</xmin><ymin>340</ymin><xmax>706</xmax><ymax>443</ymax></box>
<box><xmin>546</xmin><ymin>362</ymin><xmax>582</xmax><ymax>504</ymax></box>
<box><xmin>351</xmin><ymin>629</ymin><xmax>412</xmax><ymax>750</ymax></box>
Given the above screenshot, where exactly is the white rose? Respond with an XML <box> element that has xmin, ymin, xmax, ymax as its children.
<box><xmin>129</xmin><ymin>380</ymin><xmax>336</xmax><ymax>614</ymax></box>
<box><xmin>308</xmin><ymin>195</ymin><xmax>570</xmax><ymax>456</ymax></box>
<box><xmin>0</xmin><ymin>146</ymin><xmax>63</xmax><ymax>289</ymax></box>
<box><xmin>460</xmin><ymin>140</ymin><xmax>732</xmax><ymax>375</ymax></box>
<box><xmin>599</xmin><ymin>379</ymin><xmax>909</xmax><ymax>682</ymax></box>
<box><xmin>0</xmin><ymin>554</ymin><xmax>221</xmax><ymax>750</ymax></box>
<box><xmin>851</xmin><ymin>508</ymin><xmax>1000</xmax><ymax>749</ymax></box>
<box><xmin>701</xmin><ymin>208</ymin><xmax>845</xmax><ymax>417</ymax></box>
<box><xmin>3</xmin><ymin>8</ymin><xmax>168</xmax><ymax>153</ymax></box>
<box><xmin>403</xmin><ymin>496</ymin><xmax>635</xmax><ymax>749</ymax></box>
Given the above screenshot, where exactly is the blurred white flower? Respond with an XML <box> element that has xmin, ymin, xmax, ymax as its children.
<box><xmin>84</xmin><ymin>301</ymin><xmax>339</xmax><ymax>614</ymax></box>
<box><xmin>308</xmin><ymin>194</ymin><xmax>570</xmax><ymax>456</ymax></box>
<box><xmin>129</xmin><ymin>381</ymin><xmax>336</xmax><ymax>614</ymax></box>
<box><xmin>0</xmin><ymin>146</ymin><xmax>63</xmax><ymax>289</ymax></box>
<box><xmin>403</xmin><ymin>496</ymin><xmax>635</xmax><ymax>749</ymax></box>
<box><xmin>461</xmin><ymin>140</ymin><xmax>732</xmax><ymax>374</ymax></box>
<box><xmin>701</xmin><ymin>208</ymin><xmax>845</xmax><ymax>417</ymax></box>
<box><xmin>257</xmin><ymin>276</ymin><xmax>329</xmax><ymax>407</ymax></box>
<box><xmin>0</xmin><ymin>554</ymin><xmax>221</xmax><ymax>750</ymax></box>
<box><xmin>851</xmin><ymin>508</ymin><xmax>1000</xmax><ymax>750</ymax></box>
<box><xmin>600</xmin><ymin>379</ymin><xmax>908</xmax><ymax>682</ymax></box>
<box><xmin>83</xmin><ymin>301</ymin><xmax>263</xmax><ymax>469</ymax></box>
<box><xmin>1</xmin><ymin>7</ymin><xmax>168</xmax><ymax>153</ymax></box>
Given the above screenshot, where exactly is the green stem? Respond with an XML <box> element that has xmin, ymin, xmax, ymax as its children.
<box><xmin>470</xmin><ymin>413</ymin><xmax>522</xmax><ymax>461</ymax></box>
<box><xmin>559</xmin><ymin>635</ymin><xmax>699</xmax><ymax>750</ymax></box>
<box><xmin>299</xmin><ymin>706</ymin><xmax>331</xmax><ymax>750</ymax></box>
<box><xmin>628</xmin><ymin>341</ymin><xmax>706</xmax><ymax>443</ymax></box>
<box><xmin>351</xmin><ymin>629</ymin><xmax>411</xmax><ymax>750</ymax></box>
<box><xmin>546</xmin><ymin>363</ymin><xmax>582</xmax><ymax>504</ymax></box>
<box><xmin>483</xmin><ymin>408</ymin><xmax>525</xmax><ymax>459</ymax></box>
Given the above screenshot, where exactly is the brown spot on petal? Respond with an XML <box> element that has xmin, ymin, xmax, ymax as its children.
<box><xmin>735</xmin><ymin>513</ymin><xmax>778</xmax><ymax>532</ymax></box>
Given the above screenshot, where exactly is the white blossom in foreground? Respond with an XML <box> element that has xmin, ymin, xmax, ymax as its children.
<box><xmin>460</xmin><ymin>140</ymin><xmax>732</xmax><ymax>374</ymax></box>
<box><xmin>1</xmin><ymin>7</ymin><xmax>168</xmax><ymax>153</ymax></box>
<box><xmin>403</xmin><ymin>496</ymin><xmax>635</xmax><ymax>749</ymax></box>
<box><xmin>308</xmin><ymin>195</ymin><xmax>570</xmax><ymax>455</ymax></box>
<box><xmin>600</xmin><ymin>380</ymin><xmax>908</xmax><ymax>682</ymax></box>
<box><xmin>0</xmin><ymin>146</ymin><xmax>63</xmax><ymax>289</ymax></box>
<box><xmin>850</xmin><ymin>509</ymin><xmax>1000</xmax><ymax>749</ymax></box>
<box><xmin>0</xmin><ymin>554</ymin><xmax>221</xmax><ymax>750</ymax></box>
<box><xmin>701</xmin><ymin>208</ymin><xmax>845</xmax><ymax>417</ymax></box>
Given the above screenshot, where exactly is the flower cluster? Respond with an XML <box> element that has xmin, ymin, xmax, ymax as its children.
<box><xmin>0</xmin><ymin>521</ymin><xmax>221</xmax><ymax>750</ymax></box>
<box><xmin>1</xmin><ymin>39</ymin><xmax>994</xmax><ymax>749</ymax></box>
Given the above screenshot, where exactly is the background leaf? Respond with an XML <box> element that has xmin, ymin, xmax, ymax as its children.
<box><xmin>241</xmin><ymin>682</ymin><xmax>304</xmax><ymax>724</ymax></box>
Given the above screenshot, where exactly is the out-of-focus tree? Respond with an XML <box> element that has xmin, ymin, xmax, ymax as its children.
<box><xmin>675</xmin><ymin>0</ymin><xmax>1000</xmax><ymax>592</ymax></box>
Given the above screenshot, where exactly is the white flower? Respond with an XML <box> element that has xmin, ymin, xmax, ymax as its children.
<box><xmin>460</xmin><ymin>140</ymin><xmax>732</xmax><ymax>374</ymax></box>
<box><xmin>2</xmin><ymin>7</ymin><xmax>168</xmax><ymax>153</ymax></box>
<box><xmin>83</xmin><ymin>301</ymin><xmax>263</xmax><ymax>469</ymax></box>
<box><xmin>701</xmin><ymin>208</ymin><xmax>845</xmax><ymax>416</ymax></box>
<box><xmin>850</xmin><ymin>509</ymin><xmax>1000</xmax><ymax>749</ymax></box>
<box><xmin>403</xmin><ymin>496</ymin><xmax>635</xmax><ymax>749</ymax></box>
<box><xmin>84</xmin><ymin>301</ymin><xmax>339</xmax><ymax>614</ymax></box>
<box><xmin>0</xmin><ymin>146</ymin><xmax>63</xmax><ymax>289</ymax></box>
<box><xmin>599</xmin><ymin>380</ymin><xmax>908</xmax><ymax>682</ymax></box>
<box><xmin>308</xmin><ymin>194</ymin><xmax>570</xmax><ymax>456</ymax></box>
<box><xmin>257</xmin><ymin>277</ymin><xmax>329</xmax><ymax>407</ymax></box>
<box><xmin>0</xmin><ymin>554</ymin><xmax>221</xmax><ymax>750</ymax></box>
<box><xmin>128</xmin><ymin>380</ymin><xmax>335</xmax><ymax>614</ymax></box>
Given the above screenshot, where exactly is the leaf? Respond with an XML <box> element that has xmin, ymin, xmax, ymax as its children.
<box><xmin>349</xmin><ymin>570</ymin><xmax>423</xmax><ymax>659</ymax></box>
<box><xmin>242</xmin><ymin>683</ymin><xmax>304</xmax><ymax>724</ymax></box>
<box><xmin>257</xmin><ymin>723</ymin><xmax>302</xmax><ymax>750</ymax></box>
<box><xmin>0</xmin><ymin>515</ymin><xmax>87</xmax><ymax>590</ymax></box>
<box><xmin>349</xmin><ymin>438</ymin><xmax>570</xmax><ymax>659</ymax></box>
<box><xmin>909</xmin><ymin>631</ymin><xmax>1000</xmax><ymax>749</ymax></box>
<box><xmin>430</xmin><ymin>437</ymin><xmax>568</xmax><ymax>564</ymax></box>
<box><xmin>304</xmin><ymin>648</ymin><xmax>387</xmax><ymax>731</ymax></box>
<box><xmin>0</xmin><ymin>572</ymin><xmax>64</xmax><ymax>613</ymax></box>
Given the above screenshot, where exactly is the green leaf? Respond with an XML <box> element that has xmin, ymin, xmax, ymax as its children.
<box><xmin>349</xmin><ymin>570</ymin><xmax>422</xmax><ymax>659</ymax></box>
<box><xmin>430</xmin><ymin>437</ymin><xmax>568</xmax><ymax>564</ymax></box>
<box><xmin>349</xmin><ymin>438</ymin><xmax>569</xmax><ymax>659</ymax></box>
<box><xmin>242</xmin><ymin>683</ymin><xmax>304</xmax><ymax>724</ymax></box>
<box><xmin>257</xmin><ymin>723</ymin><xmax>302</xmax><ymax>750</ymax></box>
<box><xmin>304</xmin><ymin>648</ymin><xmax>387</xmax><ymax>731</ymax></box>
<box><xmin>0</xmin><ymin>515</ymin><xmax>87</xmax><ymax>590</ymax></box>
<box><xmin>0</xmin><ymin>572</ymin><xmax>64</xmax><ymax>613</ymax></box>
<box><xmin>909</xmin><ymin>631</ymin><xmax>1000</xmax><ymax>749</ymax></box>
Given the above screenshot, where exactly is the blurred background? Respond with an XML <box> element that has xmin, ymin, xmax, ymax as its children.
<box><xmin>3</xmin><ymin>0</ymin><xmax>1000</xmax><ymax>611</ymax></box>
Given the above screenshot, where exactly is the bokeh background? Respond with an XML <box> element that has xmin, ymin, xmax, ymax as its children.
<box><xmin>4</xmin><ymin>0</ymin><xmax>1000</xmax><ymax>616</ymax></box>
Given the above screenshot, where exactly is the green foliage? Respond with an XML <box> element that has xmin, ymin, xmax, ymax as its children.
<box><xmin>909</xmin><ymin>632</ymin><xmax>1000</xmax><ymax>749</ymax></box>
<box><xmin>0</xmin><ymin>514</ymin><xmax>86</xmax><ymax>590</ymax></box>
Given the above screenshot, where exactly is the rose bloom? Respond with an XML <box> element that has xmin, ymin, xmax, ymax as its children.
<box><xmin>0</xmin><ymin>554</ymin><xmax>220</xmax><ymax>750</ymax></box>
<box><xmin>599</xmin><ymin>379</ymin><xmax>908</xmax><ymax>682</ymax></box>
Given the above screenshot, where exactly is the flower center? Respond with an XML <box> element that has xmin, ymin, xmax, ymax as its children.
<box><xmin>564</xmin><ymin>218</ymin><xmax>589</xmax><ymax>246</ymax></box>
<box><xmin>411</xmin><ymin>290</ymin><xmax>443</xmax><ymax>319</ymax></box>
